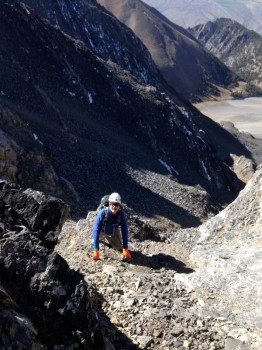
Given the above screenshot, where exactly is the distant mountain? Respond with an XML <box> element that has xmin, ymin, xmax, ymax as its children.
<box><xmin>142</xmin><ymin>0</ymin><xmax>262</xmax><ymax>36</ymax></box>
<box><xmin>189</xmin><ymin>18</ymin><xmax>262</xmax><ymax>90</ymax></box>
<box><xmin>98</xmin><ymin>0</ymin><xmax>237</xmax><ymax>102</ymax></box>
<box><xmin>0</xmin><ymin>1</ymin><xmax>251</xmax><ymax>224</ymax></box>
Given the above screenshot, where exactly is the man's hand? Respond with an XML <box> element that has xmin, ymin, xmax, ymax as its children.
<box><xmin>123</xmin><ymin>248</ymin><xmax>132</xmax><ymax>260</ymax></box>
<box><xmin>93</xmin><ymin>250</ymin><xmax>100</xmax><ymax>260</ymax></box>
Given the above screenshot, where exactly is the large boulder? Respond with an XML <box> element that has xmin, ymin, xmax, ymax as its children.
<box><xmin>0</xmin><ymin>182</ymin><xmax>105</xmax><ymax>349</ymax></box>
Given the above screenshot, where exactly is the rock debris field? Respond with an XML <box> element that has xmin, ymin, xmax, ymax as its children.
<box><xmin>57</xmin><ymin>166</ymin><xmax>262</xmax><ymax>350</ymax></box>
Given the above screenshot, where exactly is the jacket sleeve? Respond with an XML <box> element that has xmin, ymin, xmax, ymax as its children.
<box><xmin>120</xmin><ymin>210</ymin><xmax>128</xmax><ymax>249</ymax></box>
<box><xmin>93</xmin><ymin>209</ymin><xmax>104</xmax><ymax>250</ymax></box>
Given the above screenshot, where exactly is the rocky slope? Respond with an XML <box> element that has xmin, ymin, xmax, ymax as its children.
<box><xmin>20</xmin><ymin>0</ymin><xmax>161</xmax><ymax>88</ymax></box>
<box><xmin>1</xmin><ymin>0</ymin><xmax>254</xmax><ymax>226</ymax></box>
<box><xmin>189</xmin><ymin>18</ymin><xmax>262</xmax><ymax>89</ymax></box>
<box><xmin>173</xmin><ymin>165</ymin><xmax>262</xmax><ymax>349</ymax></box>
<box><xmin>1</xmin><ymin>2</ymin><xmax>261</xmax><ymax>348</ymax></box>
<box><xmin>2</xmin><ymin>167</ymin><xmax>261</xmax><ymax>348</ymax></box>
<box><xmin>55</xmin><ymin>166</ymin><xmax>262</xmax><ymax>349</ymax></box>
<box><xmin>98</xmin><ymin>0</ymin><xmax>237</xmax><ymax>102</ymax></box>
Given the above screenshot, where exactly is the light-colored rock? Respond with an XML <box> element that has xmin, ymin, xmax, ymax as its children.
<box><xmin>176</xmin><ymin>168</ymin><xmax>262</xmax><ymax>347</ymax></box>
<box><xmin>230</xmin><ymin>154</ymin><xmax>256</xmax><ymax>183</ymax></box>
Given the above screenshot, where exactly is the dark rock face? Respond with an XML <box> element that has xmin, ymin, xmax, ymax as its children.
<box><xmin>0</xmin><ymin>186</ymin><xmax>69</xmax><ymax>248</ymax></box>
<box><xmin>189</xmin><ymin>18</ymin><xmax>262</xmax><ymax>89</ymax></box>
<box><xmin>19</xmin><ymin>0</ymin><xmax>162</xmax><ymax>87</ymax></box>
<box><xmin>0</xmin><ymin>182</ymin><xmax>97</xmax><ymax>348</ymax></box>
<box><xmin>0</xmin><ymin>182</ymin><xmax>142</xmax><ymax>349</ymax></box>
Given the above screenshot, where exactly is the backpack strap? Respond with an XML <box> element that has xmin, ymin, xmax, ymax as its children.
<box><xmin>102</xmin><ymin>207</ymin><xmax>109</xmax><ymax>226</ymax></box>
<box><xmin>102</xmin><ymin>207</ymin><xmax>122</xmax><ymax>227</ymax></box>
<box><xmin>117</xmin><ymin>208</ymin><xmax>122</xmax><ymax>225</ymax></box>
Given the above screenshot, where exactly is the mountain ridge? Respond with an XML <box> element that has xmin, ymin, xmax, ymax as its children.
<box><xmin>98</xmin><ymin>0</ymin><xmax>238</xmax><ymax>102</ymax></box>
<box><xmin>189</xmin><ymin>18</ymin><xmax>262</xmax><ymax>90</ymax></box>
<box><xmin>142</xmin><ymin>0</ymin><xmax>262</xmax><ymax>36</ymax></box>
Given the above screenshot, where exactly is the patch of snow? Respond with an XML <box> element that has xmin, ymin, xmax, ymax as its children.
<box><xmin>88</xmin><ymin>92</ymin><xmax>93</xmax><ymax>104</ymax></box>
<box><xmin>14</xmin><ymin>315</ymin><xmax>37</xmax><ymax>334</ymax></box>
<box><xmin>21</xmin><ymin>3</ymin><xmax>31</xmax><ymax>15</ymax></box>
<box><xmin>67</xmin><ymin>90</ymin><xmax>76</xmax><ymax>97</ymax></box>
<box><xmin>33</xmin><ymin>133</ymin><xmax>43</xmax><ymax>145</ymax></box>
<box><xmin>158</xmin><ymin>159</ymin><xmax>179</xmax><ymax>175</ymax></box>
<box><xmin>182</xmin><ymin>125</ymin><xmax>193</xmax><ymax>137</ymax></box>
<box><xmin>201</xmin><ymin>160</ymin><xmax>211</xmax><ymax>181</ymax></box>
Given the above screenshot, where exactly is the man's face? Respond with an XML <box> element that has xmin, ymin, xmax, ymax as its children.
<box><xmin>109</xmin><ymin>202</ymin><xmax>120</xmax><ymax>215</ymax></box>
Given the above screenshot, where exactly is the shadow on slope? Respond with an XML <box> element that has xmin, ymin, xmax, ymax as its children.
<box><xmin>127</xmin><ymin>252</ymin><xmax>195</xmax><ymax>274</ymax></box>
<box><xmin>1</xmin><ymin>95</ymin><xmax>252</xmax><ymax>228</ymax></box>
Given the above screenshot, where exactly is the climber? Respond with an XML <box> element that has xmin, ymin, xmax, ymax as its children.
<box><xmin>92</xmin><ymin>192</ymin><xmax>132</xmax><ymax>261</ymax></box>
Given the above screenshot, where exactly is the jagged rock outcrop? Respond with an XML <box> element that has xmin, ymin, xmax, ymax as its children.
<box><xmin>0</xmin><ymin>182</ymin><xmax>135</xmax><ymax>349</ymax></box>
<box><xmin>189</xmin><ymin>18</ymin><xmax>262</xmax><ymax>89</ymax></box>
<box><xmin>228</xmin><ymin>154</ymin><xmax>256</xmax><ymax>183</ymax></box>
<box><xmin>218</xmin><ymin>120</ymin><xmax>262</xmax><ymax>167</ymax></box>
<box><xmin>0</xmin><ymin>128</ymin><xmax>21</xmax><ymax>182</ymax></box>
<box><xmin>172</xmin><ymin>166</ymin><xmax>262</xmax><ymax>349</ymax></box>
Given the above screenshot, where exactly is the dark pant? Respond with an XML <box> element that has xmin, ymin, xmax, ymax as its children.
<box><xmin>100</xmin><ymin>231</ymin><xmax>122</xmax><ymax>251</ymax></box>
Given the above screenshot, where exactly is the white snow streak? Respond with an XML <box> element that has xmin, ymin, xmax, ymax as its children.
<box><xmin>158</xmin><ymin>159</ymin><xmax>179</xmax><ymax>176</ymax></box>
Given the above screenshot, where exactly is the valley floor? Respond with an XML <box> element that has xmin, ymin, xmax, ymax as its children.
<box><xmin>194</xmin><ymin>87</ymin><xmax>262</xmax><ymax>165</ymax></box>
<box><xmin>195</xmin><ymin>97</ymin><xmax>262</xmax><ymax>139</ymax></box>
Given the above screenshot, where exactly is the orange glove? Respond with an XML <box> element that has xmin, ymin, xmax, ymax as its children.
<box><xmin>93</xmin><ymin>250</ymin><xmax>100</xmax><ymax>260</ymax></box>
<box><xmin>123</xmin><ymin>248</ymin><xmax>132</xmax><ymax>260</ymax></box>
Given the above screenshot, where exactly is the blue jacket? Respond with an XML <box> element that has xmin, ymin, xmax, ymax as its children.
<box><xmin>93</xmin><ymin>207</ymin><xmax>128</xmax><ymax>250</ymax></box>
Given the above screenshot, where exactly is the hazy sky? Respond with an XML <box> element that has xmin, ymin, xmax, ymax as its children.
<box><xmin>215</xmin><ymin>0</ymin><xmax>261</xmax><ymax>2</ymax></box>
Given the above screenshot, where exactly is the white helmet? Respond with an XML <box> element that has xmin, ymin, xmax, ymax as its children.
<box><xmin>109</xmin><ymin>192</ymin><xmax>121</xmax><ymax>204</ymax></box>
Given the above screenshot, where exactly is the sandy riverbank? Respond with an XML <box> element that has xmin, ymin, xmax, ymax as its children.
<box><xmin>194</xmin><ymin>96</ymin><xmax>262</xmax><ymax>139</ymax></box>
